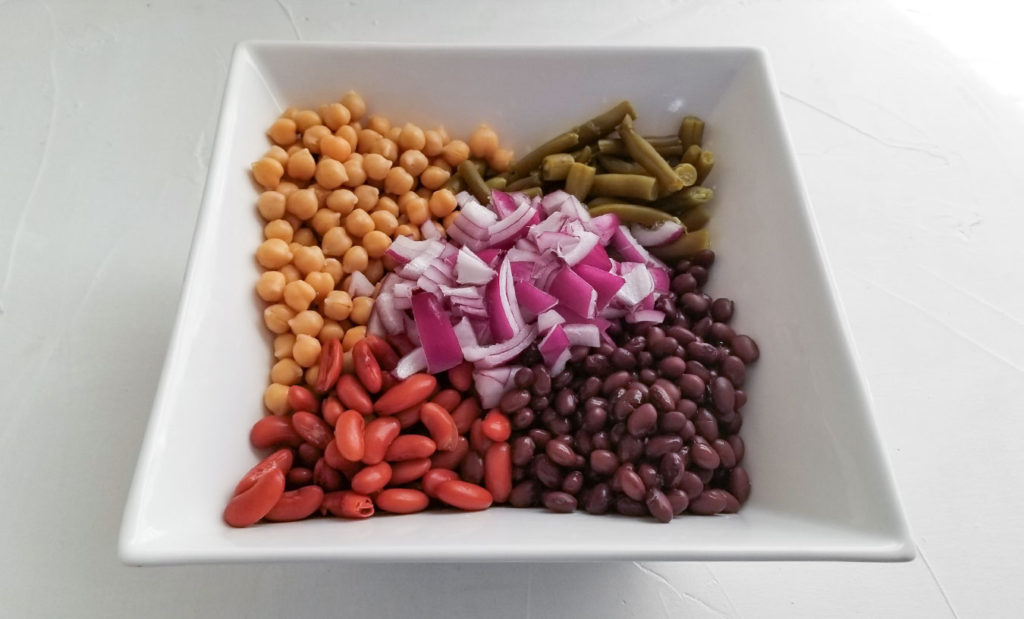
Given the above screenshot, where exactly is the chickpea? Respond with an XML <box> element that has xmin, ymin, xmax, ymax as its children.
<box><xmin>343</xmin><ymin>157</ymin><xmax>367</xmax><ymax>187</ymax></box>
<box><xmin>292</xmin><ymin>333</ymin><xmax>322</xmax><ymax>367</ymax></box>
<box><xmin>256</xmin><ymin>270</ymin><xmax>286</xmax><ymax>302</ymax></box>
<box><xmin>383</xmin><ymin>166</ymin><xmax>415</xmax><ymax>195</ymax></box>
<box><xmin>276</xmin><ymin>180</ymin><xmax>298</xmax><ymax>197</ymax></box>
<box><xmin>286</xmin><ymin>144</ymin><xmax>303</xmax><ymax>156</ymax></box>
<box><xmin>397</xmin><ymin>191</ymin><xmax>418</xmax><ymax>209</ymax></box>
<box><xmin>288</xmin><ymin>310</ymin><xmax>324</xmax><ymax>337</ymax></box>
<box><xmin>370</xmin><ymin>210</ymin><xmax>398</xmax><ymax>236</ymax></box>
<box><xmin>326</xmin><ymin>188</ymin><xmax>357</xmax><ymax>215</ymax></box>
<box><xmin>396</xmin><ymin>123</ymin><xmax>426</xmax><ymax>151</ymax></box>
<box><xmin>315</xmin><ymin>157</ymin><xmax>348</xmax><ymax>189</ymax></box>
<box><xmin>265</xmin><ymin>145</ymin><xmax>289</xmax><ymax>166</ymax></box>
<box><xmin>294</xmin><ymin>109</ymin><xmax>322</xmax><ymax>132</ymax></box>
<box><xmin>264</xmin><ymin>219</ymin><xmax>293</xmax><ymax>242</ymax></box>
<box><xmin>394</xmin><ymin>224</ymin><xmax>417</xmax><ymax>239</ymax></box>
<box><xmin>293</xmin><ymin>227</ymin><xmax>317</xmax><ymax>247</ymax></box>
<box><xmin>442</xmin><ymin>211</ymin><xmax>459</xmax><ymax>230</ymax></box>
<box><xmin>342</xmin><ymin>326</ymin><xmax>367</xmax><ymax>351</ymax></box>
<box><xmin>372</xmin><ymin>138</ymin><xmax>399</xmax><ymax>162</ymax></box>
<box><xmin>363</xmin><ymin>258</ymin><xmax>385</xmax><ymax>284</ymax></box>
<box><xmin>274</xmin><ymin>333</ymin><xmax>296</xmax><ymax>359</ymax></box>
<box><xmin>364</xmin><ymin>115</ymin><xmax>388</xmax><ymax>136</ymax></box>
<box><xmin>422</xmin><ymin>129</ymin><xmax>444</xmax><ymax>157</ymax></box>
<box><xmin>469</xmin><ymin>125</ymin><xmax>499</xmax><ymax>158</ymax></box>
<box><xmin>339</xmin><ymin>274</ymin><xmax>353</xmax><ymax>292</ymax></box>
<box><xmin>310</xmin><ymin>208</ymin><xmax>341</xmax><ymax>237</ymax></box>
<box><xmin>441</xmin><ymin>140</ymin><xmax>470</xmax><ymax>167</ymax></box>
<box><xmin>405</xmin><ymin>196</ymin><xmax>430</xmax><ymax>225</ymax></box>
<box><xmin>252</xmin><ymin>157</ymin><xmax>284</xmax><ymax>188</ymax></box>
<box><xmin>264</xmin><ymin>383</ymin><xmax>290</xmax><ymax>415</ymax></box>
<box><xmin>323</xmin><ymin>258</ymin><xmax>344</xmax><ymax>284</ymax></box>
<box><xmin>257</xmin><ymin>191</ymin><xmax>287</xmax><ymax>220</ymax></box>
<box><xmin>356</xmin><ymin>128</ymin><xmax>382</xmax><ymax>154</ymax></box>
<box><xmin>303</xmin><ymin>124</ymin><xmax>332</xmax><ymax>153</ymax></box>
<box><xmin>280</xmin><ymin>264</ymin><xmax>301</xmax><ymax>283</ymax></box>
<box><xmin>304</xmin><ymin>365</ymin><xmax>320</xmax><ymax>386</ymax></box>
<box><xmin>336</xmin><ymin>124</ymin><xmax>359</xmax><ymax>150</ymax></box>
<box><xmin>293</xmin><ymin>245</ymin><xmax>325</xmax><ymax>275</ymax></box>
<box><xmin>322</xmin><ymin>226</ymin><xmax>354</xmax><ymax>257</ymax></box>
<box><xmin>429</xmin><ymin>158</ymin><xmax>452</xmax><ymax>173</ymax></box>
<box><xmin>286</xmin><ymin>148</ymin><xmax>316</xmax><ymax>181</ymax></box>
<box><xmin>373</xmin><ymin>196</ymin><xmax>399</xmax><ymax>216</ymax></box>
<box><xmin>271</xmin><ymin>358</ymin><xmax>303</xmax><ymax>385</ymax></box>
<box><xmin>323</xmin><ymin>290</ymin><xmax>353</xmax><ymax>321</ymax></box>
<box><xmin>488</xmin><ymin>148</ymin><xmax>513</xmax><ymax>173</ymax></box>
<box><xmin>320</xmin><ymin>102</ymin><xmax>352</xmax><ymax>131</ymax></box>
<box><xmin>286</xmin><ymin>188</ymin><xmax>318</xmax><ymax>220</ymax></box>
<box><xmin>341</xmin><ymin>91</ymin><xmax>366</xmax><ymax>121</ymax></box>
<box><xmin>305</xmin><ymin>271</ymin><xmax>334</xmax><ymax>300</ymax></box>
<box><xmin>428</xmin><ymin>189</ymin><xmax>457</xmax><ymax>218</ymax></box>
<box><xmin>362</xmin><ymin>230</ymin><xmax>391</xmax><ymax>259</ymax></box>
<box><xmin>345</xmin><ymin>208</ymin><xmax>375</xmax><ymax>238</ymax></box>
<box><xmin>353</xmin><ymin>185</ymin><xmax>379</xmax><ymax>212</ymax></box>
<box><xmin>319</xmin><ymin>319</ymin><xmax>346</xmax><ymax>344</ymax></box>
<box><xmin>362</xmin><ymin>153</ymin><xmax>392</xmax><ymax>181</ymax></box>
<box><xmin>311</xmin><ymin>183</ymin><xmax>330</xmax><ymax>206</ymax></box>
<box><xmin>264</xmin><ymin>303</ymin><xmax>295</xmax><ymax>334</ymax></box>
<box><xmin>283</xmin><ymin>279</ymin><xmax>316</xmax><ymax>312</ymax></box>
<box><xmin>342</xmin><ymin>245</ymin><xmax>369</xmax><ymax>273</ymax></box>
<box><xmin>415</xmin><ymin>187</ymin><xmax>432</xmax><ymax>200</ymax></box>
<box><xmin>256</xmin><ymin>238</ymin><xmax>293</xmax><ymax>269</ymax></box>
<box><xmin>319</xmin><ymin>135</ymin><xmax>352</xmax><ymax>162</ymax></box>
<box><xmin>267</xmin><ymin>118</ymin><xmax>298</xmax><ymax>146</ymax></box>
<box><xmin>436</xmin><ymin>126</ymin><xmax>451</xmax><ymax>144</ymax></box>
<box><xmin>398</xmin><ymin>149</ymin><xmax>429</xmax><ymax>177</ymax></box>
<box><xmin>386</xmin><ymin>125</ymin><xmax>402</xmax><ymax>143</ymax></box>
<box><xmin>349</xmin><ymin>296</ymin><xmax>374</xmax><ymax>325</ymax></box>
<box><xmin>419</xmin><ymin>165</ymin><xmax>450</xmax><ymax>190</ymax></box>
<box><xmin>281</xmin><ymin>107</ymin><xmax>299</xmax><ymax>121</ymax></box>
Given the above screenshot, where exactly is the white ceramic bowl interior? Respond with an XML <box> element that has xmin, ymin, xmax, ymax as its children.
<box><xmin>120</xmin><ymin>43</ymin><xmax>913</xmax><ymax>564</ymax></box>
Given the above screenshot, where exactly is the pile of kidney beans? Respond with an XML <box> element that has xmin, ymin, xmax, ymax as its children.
<box><xmin>497</xmin><ymin>249</ymin><xmax>759</xmax><ymax>522</ymax></box>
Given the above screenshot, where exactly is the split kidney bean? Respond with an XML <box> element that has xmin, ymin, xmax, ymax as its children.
<box><xmin>265</xmin><ymin>485</ymin><xmax>324</xmax><ymax>522</ymax></box>
<box><xmin>336</xmin><ymin>375</ymin><xmax>372</xmax><ymax>415</ymax></box>
<box><xmin>321</xmin><ymin>490</ymin><xmax>374</xmax><ymax>519</ymax></box>
<box><xmin>323</xmin><ymin>440</ymin><xmax>361</xmax><ymax>479</ymax></box>
<box><xmin>352</xmin><ymin>339</ymin><xmax>383</xmax><ymax>394</ymax></box>
<box><xmin>375</xmin><ymin>488</ymin><xmax>429</xmax><ymax>514</ymax></box>
<box><xmin>484</xmin><ymin>442</ymin><xmax>512</xmax><ymax>503</ymax></box>
<box><xmin>430</xmin><ymin>436</ymin><xmax>469</xmax><ymax>470</ymax></box>
<box><xmin>334</xmin><ymin>410</ymin><xmax>366</xmax><ymax>462</ymax></box>
<box><xmin>233</xmin><ymin>448</ymin><xmax>294</xmax><ymax>496</ymax></box>
<box><xmin>291</xmin><ymin>411</ymin><xmax>333</xmax><ymax>450</ymax></box>
<box><xmin>314</xmin><ymin>338</ymin><xmax>343</xmax><ymax>393</ymax></box>
<box><xmin>420</xmin><ymin>402</ymin><xmax>460</xmax><ymax>451</ymax></box>
<box><xmin>389</xmin><ymin>457</ymin><xmax>432</xmax><ymax>486</ymax></box>
<box><xmin>351</xmin><ymin>461</ymin><xmax>392</xmax><ymax>495</ymax></box>
<box><xmin>250</xmin><ymin>416</ymin><xmax>303</xmax><ymax>449</ymax></box>
<box><xmin>362</xmin><ymin>334</ymin><xmax>399</xmax><ymax>371</ymax></box>
<box><xmin>373</xmin><ymin>374</ymin><xmax>437</xmax><ymax>415</ymax></box>
<box><xmin>287</xmin><ymin>385</ymin><xmax>320</xmax><ymax>414</ymax></box>
<box><xmin>224</xmin><ymin>469</ymin><xmax>286</xmax><ymax>527</ymax></box>
<box><xmin>422</xmin><ymin>468</ymin><xmax>460</xmax><ymax>498</ymax></box>
<box><xmin>435</xmin><ymin>480</ymin><xmax>493</xmax><ymax>511</ymax></box>
<box><xmin>362</xmin><ymin>416</ymin><xmax>401</xmax><ymax>464</ymax></box>
<box><xmin>384</xmin><ymin>435</ymin><xmax>436</xmax><ymax>461</ymax></box>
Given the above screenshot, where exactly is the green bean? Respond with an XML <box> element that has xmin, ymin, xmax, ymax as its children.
<box><xmin>678</xmin><ymin>115</ymin><xmax>705</xmax><ymax>149</ymax></box>
<box><xmin>469</xmin><ymin>158</ymin><xmax>488</xmax><ymax>176</ymax></box>
<box><xmin>458</xmin><ymin>160</ymin><xmax>491</xmax><ymax>203</ymax></box>
<box><xmin>679</xmin><ymin>205</ymin><xmax>710</xmax><ymax>231</ymax></box>
<box><xmin>518</xmin><ymin>186</ymin><xmax>543</xmax><ymax>199</ymax></box>
<box><xmin>572</xmin><ymin>100</ymin><xmax>638</xmax><ymax>146</ymax></box>
<box><xmin>674</xmin><ymin>163</ymin><xmax>698</xmax><ymax>188</ymax></box>
<box><xmin>597</xmin><ymin>138</ymin><xmax>683</xmax><ymax>158</ymax></box>
<box><xmin>586</xmin><ymin>196</ymin><xmax>623</xmax><ymax>207</ymax></box>
<box><xmin>572</xmin><ymin>145</ymin><xmax>594</xmax><ymax>164</ymax></box>
<box><xmin>588</xmin><ymin>203</ymin><xmax>680</xmax><ymax>227</ymax></box>
<box><xmin>596</xmin><ymin>155</ymin><xmax>650</xmax><ymax>175</ymax></box>
<box><xmin>540</xmin><ymin>153</ymin><xmax>575</xmax><ymax>181</ymax></box>
<box><xmin>509</xmin><ymin>131</ymin><xmax>580</xmax><ymax>179</ymax></box>
<box><xmin>653</xmin><ymin>186</ymin><xmax>714</xmax><ymax>213</ymax></box>
<box><xmin>505</xmin><ymin>173</ymin><xmax>541</xmax><ymax>192</ymax></box>
<box><xmin>619</xmin><ymin>115</ymin><xmax>684</xmax><ymax>194</ymax></box>
<box><xmin>443</xmin><ymin>174</ymin><xmax>466</xmax><ymax>194</ymax></box>
<box><xmin>564</xmin><ymin>163</ymin><xmax>596</xmax><ymax>201</ymax></box>
<box><xmin>589</xmin><ymin>173</ymin><xmax>659</xmax><ymax>201</ymax></box>
<box><xmin>485</xmin><ymin>176</ymin><xmax>508</xmax><ymax>190</ymax></box>
<box><xmin>651</xmin><ymin>229</ymin><xmax>710</xmax><ymax>260</ymax></box>
<box><xmin>695</xmin><ymin>150</ymin><xmax>715</xmax><ymax>184</ymax></box>
<box><xmin>681</xmin><ymin>144</ymin><xmax>702</xmax><ymax>167</ymax></box>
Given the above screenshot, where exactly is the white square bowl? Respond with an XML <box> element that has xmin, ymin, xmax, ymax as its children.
<box><xmin>120</xmin><ymin>42</ymin><xmax>913</xmax><ymax>564</ymax></box>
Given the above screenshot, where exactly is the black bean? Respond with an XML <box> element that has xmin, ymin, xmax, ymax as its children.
<box><xmin>734</xmin><ymin>389</ymin><xmax>747</xmax><ymax>410</ymax></box>
<box><xmin>460</xmin><ymin>452</ymin><xmax>484</xmax><ymax>484</ymax></box>
<box><xmin>532</xmin><ymin>455</ymin><xmax>563</xmax><ymax>489</ymax></box>
<box><xmin>720</xmin><ymin>490</ymin><xmax>740</xmax><ymax>513</ymax></box>
<box><xmin>710</xmin><ymin>298</ymin><xmax>734</xmax><ymax>322</ymax></box>
<box><xmin>553</xmin><ymin>370</ymin><xmax>573</xmax><ymax>390</ymax></box>
<box><xmin>511</xmin><ymin>407</ymin><xmax>535</xmax><ymax>430</ymax></box>
<box><xmin>680</xmin><ymin>292</ymin><xmax>709</xmax><ymax>316</ymax></box>
<box><xmin>671</xmin><ymin>273</ymin><xmax>698</xmax><ymax>295</ymax></box>
<box><xmin>680</xmin><ymin>419</ymin><xmax>696</xmax><ymax>441</ymax></box>
<box><xmin>646</xmin><ymin>488</ymin><xmax>674</xmax><ymax>523</ymax></box>
<box><xmin>545</xmin><ymin>439</ymin><xmax>577</xmax><ymax>467</ymax></box>
<box><xmin>624</xmin><ymin>336</ymin><xmax>647</xmax><ymax>355</ymax></box>
<box><xmin>542</xmin><ymin>491</ymin><xmax>578</xmax><ymax>513</ymax></box>
<box><xmin>674</xmin><ymin>259</ymin><xmax>692</xmax><ymax>272</ymax></box>
<box><xmin>554</xmin><ymin>388</ymin><xmax>577</xmax><ymax>415</ymax></box>
<box><xmin>569</xmin><ymin>345</ymin><xmax>589</xmax><ymax>363</ymax></box>
<box><xmin>678</xmin><ymin>471</ymin><xmax>704</xmax><ymax>498</ymax></box>
<box><xmin>583</xmin><ymin>406</ymin><xmax>607</xmax><ymax>432</ymax></box>
<box><xmin>602</xmin><ymin>371</ymin><xmax>632</xmax><ymax>395</ymax></box>
<box><xmin>650</xmin><ymin>336</ymin><xmax>678</xmax><ymax>358</ymax></box>
<box><xmin>678</xmin><ymin>373</ymin><xmax>705</xmax><ymax>399</ymax></box>
<box><xmin>658</xmin><ymin>356</ymin><xmax>686</xmax><ymax>378</ymax></box>
<box><xmin>617</xmin><ymin>435</ymin><xmax>645</xmax><ymax>462</ymax></box>
<box><xmin>665</xmin><ymin>488</ymin><xmax>689</xmax><ymax>515</ymax></box>
<box><xmin>691</xmin><ymin>249</ymin><xmax>715</xmax><ymax>267</ymax></box>
<box><xmin>514</xmin><ymin>367</ymin><xmax>535</xmax><ymax>388</ymax></box>
<box><xmin>511</xmin><ymin>436</ymin><xmax>536</xmax><ymax>467</ymax></box>
<box><xmin>648</xmin><ymin>383</ymin><xmax>675</xmax><ymax>412</ymax></box>
<box><xmin>626</xmin><ymin>403</ymin><xmax>658</xmax><ymax>437</ymax></box>
<box><xmin>690</xmin><ymin>437</ymin><xmax>721</xmax><ymax>470</ymax></box>
<box><xmin>694</xmin><ymin>467</ymin><xmax>714</xmax><ymax>485</ymax></box>
<box><xmin>583</xmin><ymin>483</ymin><xmax>613</xmax><ymax>514</ymax></box>
<box><xmin>499</xmin><ymin>389</ymin><xmax>531</xmax><ymax>413</ymax></box>
<box><xmin>528</xmin><ymin>428</ymin><xmax>552</xmax><ymax>448</ymax></box>
<box><xmin>659</xmin><ymin>411</ymin><xmax>687</xmax><ymax>433</ymax></box>
<box><xmin>677</xmin><ymin>399</ymin><xmax>697</xmax><ymax>419</ymax></box>
<box><xmin>615</xmin><ymin>466</ymin><xmax>646</xmax><ymax>501</ymax></box>
<box><xmin>730</xmin><ymin>335</ymin><xmax>760</xmax><ymax>364</ymax></box>
<box><xmin>689</xmin><ymin>489</ymin><xmax>728</xmax><ymax>515</ymax></box>
<box><xmin>530</xmin><ymin>396</ymin><xmax>550</xmax><ymax>411</ymax></box>
<box><xmin>729</xmin><ymin>466</ymin><xmax>751</xmax><ymax>503</ymax></box>
<box><xmin>646</xmin><ymin>435</ymin><xmax>683</xmax><ymax>458</ymax></box>
<box><xmin>659</xmin><ymin>452</ymin><xmax>685</xmax><ymax>488</ymax></box>
<box><xmin>609</xmin><ymin>348</ymin><xmax>635</xmax><ymax>371</ymax></box>
<box><xmin>713</xmin><ymin>438</ymin><xmax>737</xmax><ymax>468</ymax></box>
<box><xmin>532</xmin><ymin>365</ymin><xmax>552</xmax><ymax>395</ymax></box>
<box><xmin>709</xmin><ymin>321</ymin><xmax>735</xmax><ymax>344</ymax></box>
<box><xmin>636</xmin><ymin>351</ymin><xmax>653</xmax><ymax>368</ymax></box>
<box><xmin>720</xmin><ymin>355</ymin><xmax>746</xmax><ymax>387</ymax></box>
<box><xmin>711</xmin><ymin>376</ymin><xmax>735</xmax><ymax>414</ymax></box>
<box><xmin>692</xmin><ymin>316</ymin><xmax>712</xmax><ymax>338</ymax></box>
<box><xmin>592</xmin><ymin>431</ymin><xmax>612</xmax><ymax>451</ymax></box>
<box><xmin>609</xmin><ymin>422</ymin><xmax>626</xmax><ymax>445</ymax></box>
<box><xmin>627</xmin><ymin>380</ymin><xmax>649</xmax><ymax>399</ymax></box>
<box><xmin>667</xmin><ymin>326</ymin><xmax>696</xmax><ymax>346</ymax></box>
<box><xmin>611</xmin><ymin>398</ymin><xmax>634</xmax><ymax>421</ymax></box>
<box><xmin>727</xmin><ymin>435</ymin><xmax>745</xmax><ymax>463</ymax></box>
<box><xmin>508</xmin><ymin>480</ymin><xmax>540</xmax><ymax>507</ymax></box>
<box><xmin>589</xmin><ymin>449</ymin><xmax>619</xmax><ymax>476</ymax></box>
<box><xmin>518</xmin><ymin>345</ymin><xmax>542</xmax><ymax>367</ymax></box>
<box><xmin>580</xmin><ymin>376</ymin><xmax>602</xmax><ymax>400</ymax></box>
<box><xmin>686</xmin><ymin>341</ymin><xmax>718</xmax><ymax>365</ymax></box>
<box><xmin>574</xmin><ymin>430</ymin><xmax>593</xmax><ymax>455</ymax></box>
<box><xmin>621</xmin><ymin>386</ymin><xmax>644</xmax><ymax>408</ymax></box>
<box><xmin>639</xmin><ymin>368</ymin><xmax>658</xmax><ymax>385</ymax></box>
<box><xmin>638</xmin><ymin>463</ymin><xmax>660</xmax><ymax>489</ymax></box>
<box><xmin>687</xmin><ymin>265</ymin><xmax>709</xmax><ymax>286</ymax></box>
<box><xmin>694</xmin><ymin>408</ymin><xmax>719</xmax><ymax>441</ymax></box>
<box><xmin>684</xmin><ymin>361</ymin><xmax>711</xmax><ymax>384</ymax></box>
<box><xmin>615</xmin><ymin>496</ymin><xmax>648</xmax><ymax>517</ymax></box>
<box><xmin>562</xmin><ymin>471</ymin><xmax>584</xmax><ymax>495</ymax></box>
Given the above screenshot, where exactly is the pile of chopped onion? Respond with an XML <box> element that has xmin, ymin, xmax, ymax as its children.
<box><xmin>372</xmin><ymin>190</ymin><xmax>671</xmax><ymax>407</ymax></box>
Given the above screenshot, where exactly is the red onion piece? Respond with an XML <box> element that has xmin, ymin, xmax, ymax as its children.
<box><xmin>411</xmin><ymin>293</ymin><xmax>464</xmax><ymax>373</ymax></box>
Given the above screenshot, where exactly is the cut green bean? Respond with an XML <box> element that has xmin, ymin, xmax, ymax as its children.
<box><xmin>695</xmin><ymin>150</ymin><xmax>715</xmax><ymax>184</ymax></box>
<box><xmin>681</xmin><ymin>144</ymin><xmax>702</xmax><ymax>167</ymax></box>
<box><xmin>509</xmin><ymin>131</ymin><xmax>580</xmax><ymax>180</ymax></box>
<box><xmin>598</xmin><ymin>138</ymin><xmax>683</xmax><ymax>158</ymax></box>
<box><xmin>540</xmin><ymin>153</ymin><xmax>575</xmax><ymax>181</ymax></box>
<box><xmin>589</xmin><ymin>173</ymin><xmax>659</xmax><ymax>201</ymax></box>
<box><xmin>505</xmin><ymin>173</ymin><xmax>541</xmax><ymax>192</ymax></box>
<box><xmin>653</xmin><ymin>186</ymin><xmax>714</xmax><ymax>214</ymax></box>
<box><xmin>485</xmin><ymin>176</ymin><xmax>508</xmax><ymax>190</ymax></box>
<box><xmin>564</xmin><ymin>163</ymin><xmax>596</xmax><ymax>201</ymax></box>
<box><xmin>651</xmin><ymin>229</ymin><xmax>710</xmax><ymax>261</ymax></box>
<box><xmin>572</xmin><ymin>100</ymin><xmax>638</xmax><ymax>146</ymax></box>
<box><xmin>587</xmin><ymin>196</ymin><xmax>623</xmax><ymax>207</ymax></box>
<box><xmin>596</xmin><ymin>155</ymin><xmax>650</xmax><ymax>175</ymax></box>
<box><xmin>588</xmin><ymin>203</ymin><xmax>680</xmax><ymax>226</ymax></box>
<box><xmin>443</xmin><ymin>174</ymin><xmax>466</xmax><ymax>194</ymax></box>
<box><xmin>518</xmin><ymin>186</ymin><xmax>543</xmax><ymax>199</ymax></box>
<box><xmin>678</xmin><ymin>115</ymin><xmax>705</xmax><ymax>149</ymax></box>
<box><xmin>674</xmin><ymin>163</ymin><xmax>698</xmax><ymax>188</ymax></box>
<box><xmin>619</xmin><ymin>115</ymin><xmax>684</xmax><ymax>194</ymax></box>
<box><xmin>572</xmin><ymin>145</ymin><xmax>594</xmax><ymax>164</ymax></box>
<box><xmin>679</xmin><ymin>205</ymin><xmax>710</xmax><ymax>231</ymax></box>
<box><xmin>459</xmin><ymin>159</ymin><xmax>491</xmax><ymax>203</ymax></box>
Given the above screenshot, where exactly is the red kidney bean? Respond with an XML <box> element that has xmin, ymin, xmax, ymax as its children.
<box><xmin>373</xmin><ymin>374</ymin><xmax>437</xmax><ymax>415</ymax></box>
<box><xmin>573</xmin><ymin>430</ymin><xmax>593</xmax><ymax>455</ymax></box>
<box><xmin>419</xmin><ymin>403</ymin><xmax>459</xmax><ymax>451</ymax></box>
<box><xmin>691</xmin><ymin>437</ymin><xmax>721</xmax><ymax>470</ymax></box>
<box><xmin>321</xmin><ymin>490</ymin><xmax>374</xmax><ymax>519</ymax></box>
<box><xmin>645</xmin><ymin>488</ymin><xmax>674</xmax><ymax>523</ymax></box>
<box><xmin>481</xmin><ymin>409</ymin><xmax>512</xmax><ymax>442</ymax></box>
<box><xmin>671</xmin><ymin>273</ymin><xmax>697</xmax><ymax>295</ymax></box>
<box><xmin>511</xmin><ymin>436</ymin><xmax>536</xmax><ymax>467</ymax></box>
<box><xmin>224</xmin><ymin>469</ymin><xmax>286</xmax><ymax>527</ymax></box>
<box><xmin>297</xmin><ymin>442</ymin><xmax>322</xmax><ymax>468</ymax></box>
<box><xmin>350</xmin><ymin>461</ymin><xmax>392</xmax><ymax>495</ymax></box>
<box><xmin>250</xmin><ymin>416</ymin><xmax>303</xmax><ymax>449</ymax></box>
<box><xmin>545</xmin><ymin>439</ymin><xmax>577</xmax><ymax>468</ymax></box>
<box><xmin>484</xmin><ymin>442</ymin><xmax>512</xmax><ymax>503</ymax></box>
<box><xmin>583</xmin><ymin>406</ymin><xmax>607</xmax><ymax>432</ymax></box>
<box><xmin>362</xmin><ymin>334</ymin><xmax>399</xmax><ymax>371</ymax></box>
<box><xmin>352</xmin><ymin>340</ymin><xmax>383</xmax><ymax>394</ymax></box>
<box><xmin>435</xmin><ymin>480</ymin><xmax>493</xmax><ymax>511</ymax></box>
<box><xmin>508</xmin><ymin>480</ymin><xmax>540</xmax><ymax>507</ymax></box>
<box><xmin>542</xmin><ymin>491</ymin><xmax>577</xmax><ymax>513</ymax></box>
<box><xmin>626</xmin><ymin>403</ymin><xmax>658</xmax><ymax>437</ymax></box>
<box><xmin>379</xmin><ymin>373</ymin><xmax>397</xmax><ymax>392</ymax></box>
<box><xmin>531</xmin><ymin>365</ymin><xmax>552</xmax><ymax>395</ymax></box>
<box><xmin>265</xmin><ymin>485</ymin><xmax>324</xmax><ymax>522</ymax></box>
<box><xmin>468</xmin><ymin>418</ymin><xmax>493</xmax><ymax>453</ymax></box>
<box><xmin>314</xmin><ymin>338</ymin><xmax>343</xmax><ymax>393</ymax></box>
<box><xmin>375</xmin><ymin>488</ymin><xmax>429</xmax><ymax>514</ymax></box>
<box><xmin>321</xmin><ymin>396</ymin><xmax>343</xmax><ymax>427</ymax></box>
<box><xmin>727</xmin><ymin>435</ymin><xmax>745</xmax><ymax>463</ymax></box>
<box><xmin>720</xmin><ymin>355</ymin><xmax>746</xmax><ymax>387</ymax></box>
<box><xmin>450</xmin><ymin>397</ymin><xmax>481</xmax><ymax>435</ymax></box>
<box><xmin>422</xmin><ymin>468</ymin><xmax>460</xmax><ymax>498</ymax></box>
<box><xmin>689</xmin><ymin>489</ymin><xmax>728</xmax><ymax>515</ymax></box>
<box><xmin>431</xmin><ymin>435</ymin><xmax>469</xmax><ymax>470</ymax></box>
<box><xmin>291</xmin><ymin>411</ymin><xmax>333</xmax><ymax>450</ymax></box>
<box><xmin>694</xmin><ymin>467</ymin><xmax>714</xmax><ymax>485</ymax></box>
<box><xmin>334</xmin><ymin>410</ymin><xmax>366</xmax><ymax>462</ymax></box>
<box><xmin>730</xmin><ymin>466</ymin><xmax>751</xmax><ymax>503</ymax></box>
<box><xmin>313</xmin><ymin>458</ymin><xmax>343</xmax><ymax>491</ymax></box>
<box><xmin>389</xmin><ymin>457</ymin><xmax>432</xmax><ymax>486</ymax></box>
<box><xmin>601</xmin><ymin>370</ymin><xmax>631</xmax><ymax>396</ymax></box>
<box><xmin>336</xmin><ymin>374</ymin><xmax>373</xmax><ymax>415</ymax></box>
<box><xmin>710</xmin><ymin>298</ymin><xmax>733</xmax><ymax>322</ymax></box>
<box><xmin>362</xmin><ymin>417</ymin><xmax>401</xmax><ymax>464</ymax></box>
<box><xmin>582</xmin><ymin>483</ymin><xmax>613</xmax><ymax>514</ymax></box>
<box><xmin>589</xmin><ymin>449</ymin><xmax>619</xmax><ymax>476</ymax></box>
<box><xmin>448</xmin><ymin>361</ymin><xmax>474</xmax><ymax>391</ymax></box>
<box><xmin>394</xmin><ymin>404</ymin><xmax>421</xmax><ymax>429</ymax></box>
<box><xmin>287</xmin><ymin>385</ymin><xmax>320</xmax><ymax>414</ymax></box>
<box><xmin>730</xmin><ymin>335</ymin><xmax>759</xmax><ymax>363</ymax></box>
<box><xmin>665</xmin><ymin>488</ymin><xmax>689</xmax><ymax>515</ymax></box>
<box><xmin>233</xmin><ymin>448</ymin><xmax>293</xmax><ymax>496</ymax></box>
<box><xmin>286</xmin><ymin>466</ymin><xmax>313</xmax><ymax>486</ymax></box>
<box><xmin>323</xmin><ymin>440</ymin><xmax>360</xmax><ymax>479</ymax></box>
<box><xmin>385</xmin><ymin>435</ymin><xmax>436</xmax><ymax>461</ymax></box>
<box><xmin>460</xmin><ymin>451</ymin><xmax>484</xmax><ymax>485</ymax></box>
<box><xmin>429</xmin><ymin>388</ymin><xmax>460</xmax><ymax>412</ymax></box>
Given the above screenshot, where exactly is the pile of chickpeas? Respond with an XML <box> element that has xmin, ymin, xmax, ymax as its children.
<box><xmin>250</xmin><ymin>92</ymin><xmax>512</xmax><ymax>417</ymax></box>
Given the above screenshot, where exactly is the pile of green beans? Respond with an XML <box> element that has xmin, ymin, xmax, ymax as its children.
<box><xmin>451</xmin><ymin>102</ymin><xmax>720</xmax><ymax>260</ymax></box>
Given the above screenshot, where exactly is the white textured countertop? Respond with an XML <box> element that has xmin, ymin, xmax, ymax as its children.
<box><xmin>2</xmin><ymin>0</ymin><xmax>1022</xmax><ymax>616</ymax></box>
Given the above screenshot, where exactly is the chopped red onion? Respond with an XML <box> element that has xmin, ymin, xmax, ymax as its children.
<box><xmin>549</xmin><ymin>266</ymin><xmax>597</xmax><ymax>318</ymax></box>
<box><xmin>536</xmin><ymin>309</ymin><xmax>565</xmax><ymax>334</ymax></box>
<box><xmin>572</xmin><ymin>264</ymin><xmax>626</xmax><ymax>311</ymax></box>
<box><xmin>411</xmin><ymin>293</ymin><xmax>463</xmax><ymax>373</ymax></box>
<box><xmin>538</xmin><ymin>324</ymin><xmax>571</xmax><ymax>376</ymax></box>
<box><xmin>394</xmin><ymin>347</ymin><xmax>427</xmax><ymax>379</ymax></box>
<box><xmin>629</xmin><ymin>221</ymin><xmax>684</xmax><ymax>247</ymax></box>
<box><xmin>455</xmin><ymin>246</ymin><xmax>495</xmax><ymax>285</ymax></box>
<box><xmin>563</xmin><ymin>323</ymin><xmax>601</xmax><ymax>348</ymax></box>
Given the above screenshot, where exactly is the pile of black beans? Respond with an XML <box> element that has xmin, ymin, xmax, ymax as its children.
<box><xmin>498</xmin><ymin>250</ymin><xmax>759</xmax><ymax>522</ymax></box>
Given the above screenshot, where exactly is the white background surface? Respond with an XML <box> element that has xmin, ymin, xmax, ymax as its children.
<box><xmin>1</xmin><ymin>0</ymin><xmax>1022</xmax><ymax>616</ymax></box>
